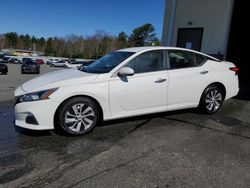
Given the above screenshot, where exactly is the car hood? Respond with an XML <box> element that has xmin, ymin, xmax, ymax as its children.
<box><xmin>16</xmin><ymin>69</ymin><xmax>97</xmax><ymax>95</ymax></box>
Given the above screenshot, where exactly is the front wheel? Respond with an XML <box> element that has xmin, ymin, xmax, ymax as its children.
<box><xmin>199</xmin><ymin>85</ymin><xmax>224</xmax><ymax>114</ymax></box>
<box><xmin>56</xmin><ymin>97</ymin><xmax>101</xmax><ymax>136</ymax></box>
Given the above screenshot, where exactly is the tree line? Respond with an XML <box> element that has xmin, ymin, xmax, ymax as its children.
<box><xmin>0</xmin><ymin>23</ymin><xmax>160</xmax><ymax>59</ymax></box>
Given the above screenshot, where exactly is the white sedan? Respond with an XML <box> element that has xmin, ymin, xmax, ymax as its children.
<box><xmin>50</xmin><ymin>60</ymin><xmax>66</xmax><ymax>67</ymax></box>
<box><xmin>14</xmin><ymin>47</ymin><xmax>239</xmax><ymax>135</ymax></box>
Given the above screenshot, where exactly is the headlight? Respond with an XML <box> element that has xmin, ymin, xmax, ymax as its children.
<box><xmin>15</xmin><ymin>88</ymin><xmax>58</xmax><ymax>104</ymax></box>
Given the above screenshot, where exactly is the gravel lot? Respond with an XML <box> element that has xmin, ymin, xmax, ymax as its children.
<box><xmin>1</xmin><ymin>64</ymin><xmax>250</xmax><ymax>187</ymax></box>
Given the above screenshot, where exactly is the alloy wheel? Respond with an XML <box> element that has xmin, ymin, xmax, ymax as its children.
<box><xmin>64</xmin><ymin>103</ymin><xmax>95</xmax><ymax>133</ymax></box>
<box><xmin>205</xmin><ymin>89</ymin><xmax>222</xmax><ymax>113</ymax></box>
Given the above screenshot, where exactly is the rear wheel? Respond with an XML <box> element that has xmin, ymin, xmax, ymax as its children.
<box><xmin>199</xmin><ymin>85</ymin><xmax>224</xmax><ymax>114</ymax></box>
<box><xmin>3</xmin><ymin>71</ymin><xmax>7</xmax><ymax>75</ymax></box>
<box><xmin>56</xmin><ymin>97</ymin><xmax>101</xmax><ymax>136</ymax></box>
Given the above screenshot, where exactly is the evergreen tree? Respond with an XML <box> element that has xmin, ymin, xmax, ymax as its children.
<box><xmin>4</xmin><ymin>32</ymin><xmax>18</xmax><ymax>48</ymax></box>
<box><xmin>44</xmin><ymin>37</ymin><xmax>54</xmax><ymax>56</ymax></box>
<box><xmin>117</xmin><ymin>31</ymin><xmax>128</xmax><ymax>48</ymax></box>
<box><xmin>128</xmin><ymin>23</ymin><xmax>158</xmax><ymax>47</ymax></box>
<box><xmin>23</xmin><ymin>34</ymin><xmax>31</xmax><ymax>49</ymax></box>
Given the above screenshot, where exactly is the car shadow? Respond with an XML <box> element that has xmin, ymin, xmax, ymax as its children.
<box><xmin>15</xmin><ymin>126</ymin><xmax>52</xmax><ymax>137</ymax></box>
<box><xmin>100</xmin><ymin>109</ymin><xmax>191</xmax><ymax>127</ymax></box>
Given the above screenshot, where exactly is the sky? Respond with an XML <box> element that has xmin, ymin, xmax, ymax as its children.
<box><xmin>0</xmin><ymin>0</ymin><xmax>165</xmax><ymax>39</ymax></box>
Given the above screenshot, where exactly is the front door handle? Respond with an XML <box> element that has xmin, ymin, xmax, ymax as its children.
<box><xmin>155</xmin><ymin>78</ymin><xmax>167</xmax><ymax>83</ymax></box>
<box><xmin>200</xmin><ymin>71</ymin><xmax>209</xmax><ymax>75</ymax></box>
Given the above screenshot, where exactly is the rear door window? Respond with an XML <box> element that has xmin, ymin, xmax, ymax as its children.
<box><xmin>168</xmin><ymin>50</ymin><xmax>206</xmax><ymax>69</ymax></box>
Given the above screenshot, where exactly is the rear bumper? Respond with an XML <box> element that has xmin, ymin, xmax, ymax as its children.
<box><xmin>225</xmin><ymin>87</ymin><xmax>239</xmax><ymax>100</ymax></box>
<box><xmin>22</xmin><ymin>69</ymin><xmax>39</xmax><ymax>73</ymax></box>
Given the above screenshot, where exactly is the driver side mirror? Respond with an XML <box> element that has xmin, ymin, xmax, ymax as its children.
<box><xmin>118</xmin><ymin>67</ymin><xmax>134</xmax><ymax>76</ymax></box>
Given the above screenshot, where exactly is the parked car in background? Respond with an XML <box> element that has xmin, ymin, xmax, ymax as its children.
<box><xmin>46</xmin><ymin>59</ymin><xmax>57</xmax><ymax>65</ymax></box>
<box><xmin>46</xmin><ymin>59</ymin><xmax>52</xmax><ymax>65</ymax></box>
<box><xmin>36</xmin><ymin>59</ymin><xmax>45</xmax><ymax>65</ymax></box>
<box><xmin>14</xmin><ymin>47</ymin><xmax>239</xmax><ymax>136</ymax></box>
<box><xmin>69</xmin><ymin>59</ymin><xmax>76</xmax><ymax>63</ymax></box>
<box><xmin>65</xmin><ymin>60</ymin><xmax>95</xmax><ymax>69</ymax></box>
<box><xmin>0</xmin><ymin>53</ymin><xmax>5</xmax><ymax>60</ymax></box>
<box><xmin>22</xmin><ymin>58</ymin><xmax>33</xmax><ymax>64</ymax></box>
<box><xmin>0</xmin><ymin>61</ymin><xmax>8</xmax><ymax>74</ymax></box>
<box><xmin>9</xmin><ymin>58</ymin><xmax>22</xmax><ymax>64</ymax></box>
<box><xmin>50</xmin><ymin>60</ymin><xmax>66</xmax><ymax>67</ymax></box>
<box><xmin>46</xmin><ymin>59</ymin><xmax>59</xmax><ymax>65</ymax></box>
<box><xmin>2</xmin><ymin>57</ymin><xmax>11</xmax><ymax>63</ymax></box>
<box><xmin>21</xmin><ymin>60</ymin><xmax>40</xmax><ymax>74</ymax></box>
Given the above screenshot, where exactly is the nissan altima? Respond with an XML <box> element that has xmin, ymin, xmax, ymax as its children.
<box><xmin>14</xmin><ymin>47</ymin><xmax>239</xmax><ymax>135</ymax></box>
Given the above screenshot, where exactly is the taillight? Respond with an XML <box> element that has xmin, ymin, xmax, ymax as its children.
<box><xmin>229</xmin><ymin>67</ymin><xmax>239</xmax><ymax>75</ymax></box>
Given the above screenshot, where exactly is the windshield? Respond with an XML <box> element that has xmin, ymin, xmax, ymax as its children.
<box><xmin>83</xmin><ymin>51</ymin><xmax>135</xmax><ymax>74</ymax></box>
<box><xmin>25</xmin><ymin>61</ymin><xmax>36</xmax><ymax>64</ymax></box>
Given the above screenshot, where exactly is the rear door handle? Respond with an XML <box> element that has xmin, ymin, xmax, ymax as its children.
<box><xmin>200</xmin><ymin>71</ymin><xmax>209</xmax><ymax>75</ymax></box>
<box><xmin>155</xmin><ymin>78</ymin><xmax>167</xmax><ymax>83</ymax></box>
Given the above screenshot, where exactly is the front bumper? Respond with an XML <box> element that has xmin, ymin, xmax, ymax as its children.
<box><xmin>14</xmin><ymin>99</ymin><xmax>59</xmax><ymax>130</ymax></box>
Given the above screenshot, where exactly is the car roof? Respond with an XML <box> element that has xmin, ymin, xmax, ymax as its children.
<box><xmin>117</xmin><ymin>46</ymin><xmax>220</xmax><ymax>61</ymax></box>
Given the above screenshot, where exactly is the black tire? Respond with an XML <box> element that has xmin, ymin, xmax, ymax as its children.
<box><xmin>199</xmin><ymin>85</ymin><xmax>224</xmax><ymax>114</ymax></box>
<box><xmin>3</xmin><ymin>71</ymin><xmax>7</xmax><ymax>75</ymax></box>
<box><xmin>51</xmin><ymin>64</ymin><xmax>55</xmax><ymax>67</ymax></box>
<box><xmin>55</xmin><ymin>97</ymin><xmax>101</xmax><ymax>136</ymax></box>
<box><xmin>21</xmin><ymin>70</ymin><xmax>24</xmax><ymax>74</ymax></box>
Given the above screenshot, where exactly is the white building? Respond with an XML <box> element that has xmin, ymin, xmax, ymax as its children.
<box><xmin>162</xmin><ymin>0</ymin><xmax>248</xmax><ymax>87</ymax></box>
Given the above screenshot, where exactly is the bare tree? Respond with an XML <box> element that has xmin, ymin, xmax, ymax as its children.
<box><xmin>1</xmin><ymin>23</ymin><xmax>160</xmax><ymax>58</ymax></box>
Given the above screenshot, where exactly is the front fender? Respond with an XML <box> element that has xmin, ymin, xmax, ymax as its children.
<box><xmin>50</xmin><ymin>83</ymin><xmax>111</xmax><ymax>120</ymax></box>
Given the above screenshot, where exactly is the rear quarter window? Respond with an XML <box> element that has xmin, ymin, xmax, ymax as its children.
<box><xmin>195</xmin><ymin>54</ymin><xmax>208</xmax><ymax>66</ymax></box>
